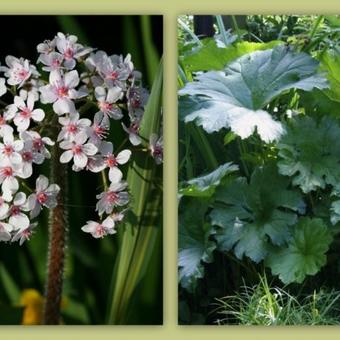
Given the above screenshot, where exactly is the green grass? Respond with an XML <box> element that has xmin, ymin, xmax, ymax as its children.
<box><xmin>214</xmin><ymin>275</ymin><xmax>340</xmax><ymax>325</ymax></box>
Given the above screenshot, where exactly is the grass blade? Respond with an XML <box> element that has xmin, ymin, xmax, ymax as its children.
<box><xmin>106</xmin><ymin>60</ymin><xmax>163</xmax><ymax>324</ymax></box>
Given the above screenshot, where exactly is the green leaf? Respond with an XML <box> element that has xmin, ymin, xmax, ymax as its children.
<box><xmin>277</xmin><ymin>116</ymin><xmax>340</xmax><ymax>193</ymax></box>
<box><xmin>330</xmin><ymin>200</ymin><xmax>340</xmax><ymax>225</ymax></box>
<box><xmin>320</xmin><ymin>51</ymin><xmax>340</xmax><ymax>102</ymax></box>
<box><xmin>299</xmin><ymin>88</ymin><xmax>340</xmax><ymax>119</ymax></box>
<box><xmin>180</xmin><ymin>38</ymin><xmax>281</xmax><ymax>72</ymax></box>
<box><xmin>179</xmin><ymin>162</ymin><xmax>238</xmax><ymax>198</ymax></box>
<box><xmin>178</xmin><ymin>198</ymin><xmax>216</xmax><ymax>292</ymax></box>
<box><xmin>179</xmin><ymin>45</ymin><xmax>328</xmax><ymax>142</ymax></box>
<box><xmin>107</xmin><ymin>60</ymin><xmax>162</xmax><ymax>324</ymax></box>
<box><xmin>211</xmin><ymin>164</ymin><xmax>305</xmax><ymax>262</ymax></box>
<box><xmin>0</xmin><ymin>264</ymin><xmax>21</xmax><ymax>304</ymax></box>
<box><xmin>224</xmin><ymin>131</ymin><xmax>237</xmax><ymax>145</ymax></box>
<box><xmin>266</xmin><ymin>217</ymin><xmax>332</xmax><ymax>284</ymax></box>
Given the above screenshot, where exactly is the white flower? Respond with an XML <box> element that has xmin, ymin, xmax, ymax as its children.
<box><xmin>18</xmin><ymin>78</ymin><xmax>43</xmax><ymax>102</ymax></box>
<box><xmin>91</xmin><ymin>141</ymin><xmax>131</xmax><ymax>182</ymax></box>
<box><xmin>0</xmin><ymin>78</ymin><xmax>7</xmax><ymax>97</ymax></box>
<box><xmin>86</xmin><ymin>111</ymin><xmax>109</xmax><ymax>146</ymax></box>
<box><xmin>149</xmin><ymin>133</ymin><xmax>163</xmax><ymax>165</ymax></box>
<box><xmin>40</xmin><ymin>70</ymin><xmax>85</xmax><ymax>115</ymax></box>
<box><xmin>19</xmin><ymin>138</ymin><xmax>46</xmax><ymax>178</ymax></box>
<box><xmin>0</xmin><ymin>113</ymin><xmax>13</xmax><ymax>138</ymax></box>
<box><xmin>86</xmin><ymin>51</ymin><xmax>132</xmax><ymax>89</ymax></box>
<box><xmin>11</xmin><ymin>223</ymin><xmax>37</xmax><ymax>245</ymax></box>
<box><xmin>0</xmin><ymin>195</ymin><xmax>11</xmax><ymax>219</ymax></box>
<box><xmin>55</xmin><ymin>32</ymin><xmax>93</xmax><ymax>70</ymax></box>
<box><xmin>37</xmin><ymin>38</ymin><xmax>56</xmax><ymax>55</ymax></box>
<box><xmin>20</xmin><ymin>131</ymin><xmax>54</xmax><ymax>160</ymax></box>
<box><xmin>127</xmin><ymin>85</ymin><xmax>148</xmax><ymax>116</ymax></box>
<box><xmin>38</xmin><ymin>51</ymin><xmax>64</xmax><ymax>72</ymax></box>
<box><xmin>95</xmin><ymin>86</ymin><xmax>123</xmax><ymax>119</ymax></box>
<box><xmin>59</xmin><ymin>132</ymin><xmax>97</xmax><ymax>168</ymax></box>
<box><xmin>7</xmin><ymin>192</ymin><xmax>29</xmax><ymax>230</ymax></box>
<box><xmin>81</xmin><ymin>216</ymin><xmax>116</xmax><ymax>238</ymax></box>
<box><xmin>0</xmin><ymin>131</ymin><xmax>23</xmax><ymax>165</ymax></box>
<box><xmin>0</xmin><ymin>221</ymin><xmax>13</xmax><ymax>242</ymax></box>
<box><xmin>122</xmin><ymin>121</ymin><xmax>141</xmax><ymax>146</ymax></box>
<box><xmin>0</xmin><ymin>162</ymin><xmax>22</xmax><ymax>198</ymax></box>
<box><xmin>6</xmin><ymin>93</ymin><xmax>45</xmax><ymax>131</ymax></box>
<box><xmin>96</xmin><ymin>180</ymin><xmax>129</xmax><ymax>215</ymax></box>
<box><xmin>57</xmin><ymin>112</ymin><xmax>91</xmax><ymax>142</ymax></box>
<box><xmin>1</xmin><ymin>56</ymin><xmax>38</xmax><ymax>87</ymax></box>
<box><xmin>26</xmin><ymin>175</ymin><xmax>60</xmax><ymax>218</ymax></box>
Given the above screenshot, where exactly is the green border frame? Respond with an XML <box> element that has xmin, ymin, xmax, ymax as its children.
<box><xmin>1</xmin><ymin>0</ymin><xmax>340</xmax><ymax>339</ymax></box>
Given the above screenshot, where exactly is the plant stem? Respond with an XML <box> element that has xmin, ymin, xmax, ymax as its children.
<box><xmin>178</xmin><ymin>17</ymin><xmax>202</xmax><ymax>46</ymax></box>
<box><xmin>216</xmin><ymin>15</ymin><xmax>228</xmax><ymax>45</ymax></box>
<box><xmin>237</xmin><ymin>138</ymin><xmax>250</xmax><ymax>177</ymax></box>
<box><xmin>231</xmin><ymin>15</ymin><xmax>242</xmax><ymax>41</ymax></box>
<box><xmin>43</xmin><ymin>121</ymin><xmax>68</xmax><ymax>325</ymax></box>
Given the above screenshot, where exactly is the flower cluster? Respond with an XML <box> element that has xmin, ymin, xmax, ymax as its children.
<box><xmin>0</xmin><ymin>32</ymin><xmax>162</xmax><ymax>243</ymax></box>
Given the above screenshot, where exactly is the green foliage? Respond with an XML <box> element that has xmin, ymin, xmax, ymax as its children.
<box><xmin>266</xmin><ymin>218</ymin><xmax>333</xmax><ymax>284</ymax></box>
<box><xmin>277</xmin><ymin>116</ymin><xmax>340</xmax><ymax>193</ymax></box>
<box><xmin>211</xmin><ymin>165</ymin><xmax>304</xmax><ymax>262</ymax></box>
<box><xmin>178</xmin><ymin>15</ymin><xmax>340</xmax><ymax>325</ymax></box>
<box><xmin>179</xmin><ymin>45</ymin><xmax>327</xmax><ymax>141</ymax></box>
<box><xmin>320</xmin><ymin>51</ymin><xmax>340</xmax><ymax>102</ymax></box>
<box><xmin>180</xmin><ymin>39</ymin><xmax>280</xmax><ymax>72</ymax></box>
<box><xmin>215</xmin><ymin>275</ymin><xmax>340</xmax><ymax>325</ymax></box>
<box><xmin>179</xmin><ymin>162</ymin><xmax>238</xmax><ymax>198</ymax></box>
<box><xmin>178</xmin><ymin>198</ymin><xmax>215</xmax><ymax>292</ymax></box>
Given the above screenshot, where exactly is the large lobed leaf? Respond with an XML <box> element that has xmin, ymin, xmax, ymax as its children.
<box><xmin>179</xmin><ymin>162</ymin><xmax>238</xmax><ymax>198</ymax></box>
<box><xmin>211</xmin><ymin>164</ymin><xmax>305</xmax><ymax>263</ymax></box>
<box><xmin>179</xmin><ymin>45</ymin><xmax>328</xmax><ymax>142</ymax></box>
<box><xmin>277</xmin><ymin>116</ymin><xmax>340</xmax><ymax>193</ymax></box>
<box><xmin>320</xmin><ymin>51</ymin><xmax>340</xmax><ymax>102</ymax></box>
<box><xmin>266</xmin><ymin>217</ymin><xmax>333</xmax><ymax>284</ymax></box>
<box><xmin>180</xmin><ymin>38</ymin><xmax>281</xmax><ymax>72</ymax></box>
<box><xmin>178</xmin><ymin>198</ymin><xmax>216</xmax><ymax>292</ymax></box>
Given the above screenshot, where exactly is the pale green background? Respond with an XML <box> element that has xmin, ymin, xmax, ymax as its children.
<box><xmin>1</xmin><ymin>0</ymin><xmax>340</xmax><ymax>338</ymax></box>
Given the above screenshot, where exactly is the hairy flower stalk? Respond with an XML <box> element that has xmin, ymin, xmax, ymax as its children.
<box><xmin>43</xmin><ymin>121</ymin><xmax>68</xmax><ymax>325</ymax></box>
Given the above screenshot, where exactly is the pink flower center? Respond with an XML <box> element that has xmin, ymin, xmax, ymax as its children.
<box><xmin>153</xmin><ymin>146</ymin><xmax>163</xmax><ymax>157</ymax></box>
<box><xmin>106</xmin><ymin>191</ymin><xmax>118</xmax><ymax>204</ymax></box>
<box><xmin>52</xmin><ymin>58</ymin><xmax>61</xmax><ymax>68</ymax></box>
<box><xmin>130</xmin><ymin>123</ymin><xmax>139</xmax><ymax>134</ymax></box>
<box><xmin>15</xmin><ymin>68</ymin><xmax>29</xmax><ymax>81</ymax></box>
<box><xmin>72</xmin><ymin>144</ymin><xmax>83</xmax><ymax>154</ymax></box>
<box><xmin>3</xmin><ymin>145</ymin><xmax>13</xmax><ymax>155</ymax></box>
<box><xmin>1</xmin><ymin>166</ymin><xmax>13</xmax><ymax>177</ymax></box>
<box><xmin>56</xmin><ymin>86</ymin><xmax>69</xmax><ymax>98</ymax></box>
<box><xmin>20</xmin><ymin>107</ymin><xmax>32</xmax><ymax>118</ymax></box>
<box><xmin>37</xmin><ymin>192</ymin><xmax>47</xmax><ymax>204</ymax></box>
<box><xmin>94</xmin><ymin>125</ymin><xmax>108</xmax><ymax>139</ymax></box>
<box><xmin>64</xmin><ymin>48</ymin><xmax>74</xmax><ymax>59</ymax></box>
<box><xmin>10</xmin><ymin>206</ymin><xmax>20</xmax><ymax>216</ymax></box>
<box><xmin>107</xmin><ymin>71</ymin><xmax>119</xmax><ymax>80</ymax></box>
<box><xmin>33</xmin><ymin>138</ymin><xmax>43</xmax><ymax>150</ymax></box>
<box><xmin>0</xmin><ymin>116</ymin><xmax>5</xmax><ymax>126</ymax></box>
<box><xmin>131</xmin><ymin>98</ymin><xmax>141</xmax><ymax>108</ymax></box>
<box><xmin>98</xmin><ymin>101</ymin><xmax>113</xmax><ymax>113</ymax></box>
<box><xmin>67</xmin><ymin>124</ymin><xmax>78</xmax><ymax>133</ymax></box>
<box><xmin>105</xmin><ymin>155</ymin><xmax>118</xmax><ymax>168</ymax></box>
<box><xmin>22</xmin><ymin>228</ymin><xmax>32</xmax><ymax>239</ymax></box>
<box><xmin>95</xmin><ymin>224</ymin><xmax>106</xmax><ymax>237</ymax></box>
<box><xmin>22</xmin><ymin>151</ymin><xmax>33</xmax><ymax>162</ymax></box>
